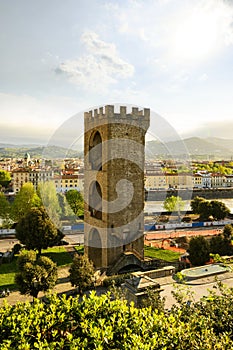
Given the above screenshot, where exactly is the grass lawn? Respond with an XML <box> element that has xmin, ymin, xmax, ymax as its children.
<box><xmin>42</xmin><ymin>246</ymin><xmax>72</xmax><ymax>266</ymax></box>
<box><xmin>74</xmin><ymin>245</ymin><xmax>84</xmax><ymax>255</ymax></box>
<box><xmin>0</xmin><ymin>245</ymin><xmax>179</xmax><ymax>289</ymax></box>
<box><xmin>144</xmin><ymin>246</ymin><xmax>180</xmax><ymax>262</ymax></box>
<box><xmin>0</xmin><ymin>247</ymin><xmax>72</xmax><ymax>289</ymax></box>
<box><xmin>0</xmin><ymin>257</ymin><xmax>18</xmax><ymax>289</ymax></box>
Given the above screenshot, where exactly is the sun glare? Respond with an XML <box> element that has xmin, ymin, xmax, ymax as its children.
<box><xmin>170</xmin><ymin>6</ymin><xmax>223</xmax><ymax>63</ymax></box>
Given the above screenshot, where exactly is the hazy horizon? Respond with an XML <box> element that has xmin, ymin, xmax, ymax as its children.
<box><xmin>1</xmin><ymin>0</ymin><xmax>233</xmax><ymax>146</ymax></box>
<box><xmin>1</xmin><ymin>134</ymin><xmax>233</xmax><ymax>150</ymax></box>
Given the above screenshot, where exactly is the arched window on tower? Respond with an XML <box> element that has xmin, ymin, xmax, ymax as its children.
<box><xmin>89</xmin><ymin>131</ymin><xmax>102</xmax><ymax>170</ymax></box>
<box><xmin>88</xmin><ymin>228</ymin><xmax>102</xmax><ymax>267</ymax></box>
<box><xmin>89</xmin><ymin>181</ymin><xmax>102</xmax><ymax>220</ymax></box>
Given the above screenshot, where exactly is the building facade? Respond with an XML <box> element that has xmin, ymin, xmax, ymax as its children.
<box><xmin>11</xmin><ymin>168</ymin><xmax>54</xmax><ymax>193</ymax></box>
<box><xmin>54</xmin><ymin>174</ymin><xmax>84</xmax><ymax>193</ymax></box>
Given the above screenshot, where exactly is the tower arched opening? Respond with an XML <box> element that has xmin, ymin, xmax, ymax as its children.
<box><xmin>89</xmin><ymin>181</ymin><xmax>102</xmax><ymax>220</ymax></box>
<box><xmin>89</xmin><ymin>130</ymin><xmax>102</xmax><ymax>170</ymax></box>
<box><xmin>88</xmin><ymin>228</ymin><xmax>102</xmax><ymax>267</ymax></box>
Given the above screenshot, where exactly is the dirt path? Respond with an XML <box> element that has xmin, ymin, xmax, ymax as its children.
<box><xmin>0</xmin><ymin>266</ymin><xmax>75</xmax><ymax>306</ymax></box>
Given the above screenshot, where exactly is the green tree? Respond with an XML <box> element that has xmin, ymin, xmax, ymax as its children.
<box><xmin>209</xmin><ymin>234</ymin><xmax>231</xmax><ymax>256</ymax></box>
<box><xmin>69</xmin><ymin>253</ymin><xmax>95</xmax><ymax>295</ymax></box>
<box><xmin>223</xmin><ymin>224</ymin><xmax>233</xmax><ymax>241</ymax></box>
<box><xmin>65</xmin><ymin>189</ymin><xmax>84</xmax><ymax>216</ymax></box>
<box><xmin>190</xmin><ymin>196</ymin><xmax>206</xmax><ymax>214</ymax></box>
<box><xmin>15</xmin><ymin>250</ymin><xmax>57</xmax><ymax>299</ymax></box>
<box><xmin>15</xmin><ymin>206</ymin><xmax>63</xmax><ymax>255</ymax></box>
<box><xmin>38</xmin><ymin>181</ymin><xmax>61</xmax><ymax>227</ymax></box>
<box><xmin>191</xmin><ymin>197</ymin><xmax>230</xmax><ymax>221</ymax></box>
<box><xmin>57</xmin><ymin>192</ymin><xmax>75</xmax><ymax>219</ymax></box>
<box><xmin>188</xmin><ymin>236</ymin><xmax>210</xmax><ymax>266</ymax></box>
<box><xmin>163</xmin><ymin>195</ymin><xmax>184</xmax><ymax>222</ymax></box>
<box><xmin>163</xmin><ymin>195</ymin><xmax>184</xmax><ymax>212</ymax></box>
<box><xmin>11</xmin><ymin>182</ymin><xmax>41</xmax><ymax>221</ymax></box>
<box><xmin>198</xmin><ymin>200</ymin><xmax>212</xmax><ymax>220</ymax></box>
<box><xmin>210</xmin><ymin>200</ymin><xmax>230</xmax><ymax>220</ymax></box>
<box><xmin>0</xmin><ymin>169</ymin><xmax>11</xmax><ymax>188</ymax></box>
<box><xmin>0</xmin><ymin>193</ymin><xmax>11</xmax><ymax>225</ymax></box>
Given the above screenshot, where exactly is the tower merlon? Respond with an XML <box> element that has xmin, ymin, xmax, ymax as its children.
<box><xmin>84</xmin><ymin>105</ymin><xmax>150</xmax><ymax>122</ymax></box>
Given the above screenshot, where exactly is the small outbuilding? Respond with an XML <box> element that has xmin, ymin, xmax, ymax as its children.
<box><xmin>122</xmin><ymin>266</ymin><xmax>175</xmax><ymax>306</ymax></box>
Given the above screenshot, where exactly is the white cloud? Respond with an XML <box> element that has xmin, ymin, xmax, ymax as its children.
<box><xmin>81</xmin><ymin>31</ymin><xmax>115</xmax><ymax>56</ymax></box>
<box><xmin>56</xmin><ymin>31</ymin><xmax>134</xmax><ymax>92</ymax></box>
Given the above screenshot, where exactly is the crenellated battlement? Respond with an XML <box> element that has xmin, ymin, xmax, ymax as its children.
<box><xmin>84</xmin><ymin>105</ymin><xmax>150</xmax><ymax>124</ymax></box>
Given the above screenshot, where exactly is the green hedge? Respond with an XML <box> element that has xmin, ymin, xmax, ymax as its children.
<box><xmin>1</xmin><ymin>286</ymin><xmax>233</xmax><ymax>349</ymax></box>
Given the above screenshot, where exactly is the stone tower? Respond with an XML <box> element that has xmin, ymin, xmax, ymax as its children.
<box><xmin>84</xmin><ymin>105</ymin><xmax>150</xmax><ymax>270</ymax></box>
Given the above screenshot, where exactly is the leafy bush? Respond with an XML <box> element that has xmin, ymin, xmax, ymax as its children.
<box><xmin>1</xmin><ymin>287</ymin><xmax>233</xmax><ymax>348</ymax></box>
<box><xmin>174</xmin><ymin>271</ymin><xmax>185</xmax><ymax>283</ymax></box>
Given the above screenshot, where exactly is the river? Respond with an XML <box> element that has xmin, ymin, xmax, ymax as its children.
<box><xmin>145</xmin><ymin>198</ymin><xmax>233</xmax><ymax>214</ymax></box>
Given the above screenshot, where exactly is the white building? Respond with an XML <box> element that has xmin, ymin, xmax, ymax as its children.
<box><xmin>225</xmin><ymin>175</ymin><xmax>233</xmax><ymax>187</ymax></box>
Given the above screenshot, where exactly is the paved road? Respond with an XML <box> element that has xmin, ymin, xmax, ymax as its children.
<box><xmin>160</xmin><ymin>275</ymin><xmax>233</xmax><ymax>309</ymax></box>
<box><xmin>0</xmin><ymin>233</ymin><xmax>84</xmax><ymax>252</ymax></box>
<box><xmin>65</xmin><ymin>233</ymin><xmax>84</xmax><ymax>245</ymax></box>
<box><xmin>0</xmin><ymin>238</ymin><xmax>18</xmax><ymax>252</ymax></box>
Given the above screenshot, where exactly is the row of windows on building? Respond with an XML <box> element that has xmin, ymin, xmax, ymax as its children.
<box><xmin>9</xmin><ymin>168</ymin><xmax>233</xmax><ymax>193</ymax></box>
<box><xmin>11</xmin><ymin>169</ymin><xmax>84</xmax><ymax>193</ymax></box>
<box><xmin>145</xmin><ymin>172</ymin><xmax>233</xmax><ymax>190</ymax></box>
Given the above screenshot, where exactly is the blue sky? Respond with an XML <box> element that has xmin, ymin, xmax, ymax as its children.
<box><xmin>0</xmin><ymin>0</ymin><xmax>233</xmax><ymax>145</ymax></box>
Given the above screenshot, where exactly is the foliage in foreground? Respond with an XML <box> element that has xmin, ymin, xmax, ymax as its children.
<box><xmin>1</xmin><ymin>284</ymin><xmax>233</xmax><ymax>349</ymax></box>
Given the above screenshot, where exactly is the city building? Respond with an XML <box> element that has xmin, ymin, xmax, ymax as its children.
<box><xmin>211</xmin><ymin>173</ymin><xmax>225</xmax><ymax>188</ymax></box>
<box><xmin>225</xmin><ymin>175</ymin><xmax>233</xmax><ymax>187</ymax></box>
<box><xmin>54</xmin><ymin>173</ymin><xmax>84</xmax><ymax>193</ymax></box>
<box><xmin>193</xmin><ymin>172</ymin><xmax>211</xmax><ymax>188</ymax></box>
<box><xmin>11</xmin><ymin>168</ymin><xmax>54</xmax><ymax>193</ymax></box>
<box><xmin>144</xmin><ymin>172</ymin><xmax>166</xmax><ymax>190</ymax></box>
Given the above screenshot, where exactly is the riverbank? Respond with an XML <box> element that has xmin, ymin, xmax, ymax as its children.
<box><xmin>147</xmin><ymin>188</ymin><xmax>233</xmax><ymax>201</ymax></box>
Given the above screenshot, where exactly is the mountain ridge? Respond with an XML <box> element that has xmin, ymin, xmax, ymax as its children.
<box><xmin>146</xmin><ymin>137</ymin><xmax>233</xmax><ymax>158</ymax></box>
<box><xmin>0</xmin><ymin>137</ymin><xmax>233</xmax><ymax>159</ymax></box>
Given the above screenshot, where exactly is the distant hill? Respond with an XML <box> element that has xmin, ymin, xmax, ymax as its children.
<box><xmin>146</xmin><ymin>137</ymin><xmax>233</xmax><ymax>159</ymax></box>
<box><xmin>0</xmin><ymin>145</ymin><xmax>83</xmax><ymax>158</ymax></box>
<box><xmin>206</xmin><ymin>137</ymin><xmax>233</xmax><ymax>152</ymax></box>
<box><xmin>0</xmin><ymin>143</ymin><xmax>42</xmax><ymax>149</ymax></box>
<box><xmin>0</xmin><ymin>137</ymin><xmax>233</xmax><ymax>159</ymax></box>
